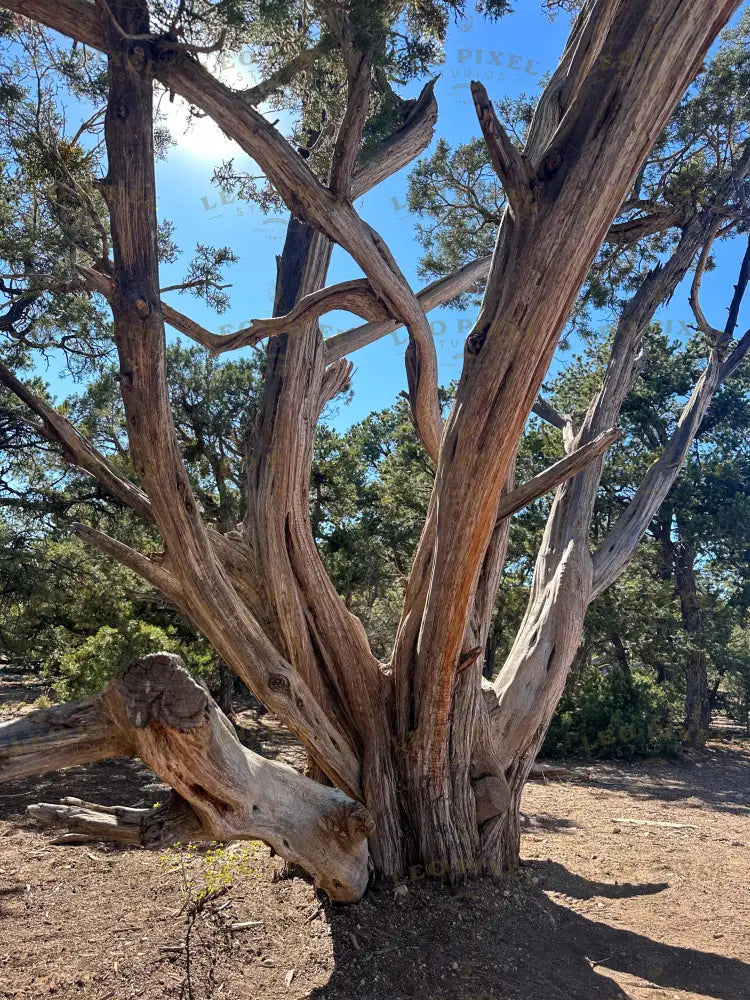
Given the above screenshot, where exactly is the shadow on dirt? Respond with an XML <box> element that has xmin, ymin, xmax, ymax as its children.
<box><xmin>584</xmin><ymin>743</ymin><xmax>750</xmax><ymax>818</ymax></box>
<box><xmin>311</xmin><ymin>868</ymin><xmax>749</xmax><ymax>1000</ymax></box>
<box><xmin>0</xmin><ymin>757</ymin><xmax>165</xmax><ymax>823</ymax></box>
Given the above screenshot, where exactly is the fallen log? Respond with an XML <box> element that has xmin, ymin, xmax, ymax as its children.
<box><xmin>527</xmin><ymin>763</ymin><xmax>578</xmax><ymax>780</ymax></box>
<box><xmin>0</xmin><ymin>653</ymin><xmax>373</xmax><ymax>901</ymax></box>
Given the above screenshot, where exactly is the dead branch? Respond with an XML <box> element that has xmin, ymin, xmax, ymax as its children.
<box><xmin>71</xmin><ymin>521</ymin><xmax>177</xmax><ymax>594</ymax></box>
<box><xmin>325</xmin><ymin>255</ymin><xmax>491</xmax><ymax>362</ymax></box>
<box><xmin>1</xmin><ymin>653</ymin><xmax>373</xmax><ymax>900</ymax></box>
<box><xmin>495</xmin><ymin>427</ymin><xmax>619</xmax><ymax>525</ymax></box>
<box><xmin>471</xmin><ymin>81</ymin><xmax>534</xmax><ymax>217</ymax></box>
<box><xmin>689</xmin><ymin>218</ymin><xmax>724</xmax><ymax>342</ymax></box>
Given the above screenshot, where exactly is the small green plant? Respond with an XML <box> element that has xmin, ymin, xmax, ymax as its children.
<box><xmin>158</xmin><ymin>840</ymin><xmax>263</xmax><ymax>999</ymax></box>
<box><xmin>159</xmin><ymin>840</ymin><xmax>261</xmax><ymax>906</ymax></box>
<box><xmin>32</xmin><ymin>693</ymin><xmax>54</xmax><ymax>710</ymax></box>
<box><xmin>53</xmin><ymin>620</ymin><xmax>216</xmax><ymax>699</ymax></box>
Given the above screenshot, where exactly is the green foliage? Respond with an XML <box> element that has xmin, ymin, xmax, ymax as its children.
<box><xmin>543</xmin><ymin>669</ymin><xmax>683</xmax><ymax>759</ymax></box>
<box><xmin>159</xmin><ymin>840</ymin><xmax>261</xmax><ymax>905</ymax></box>
<box><xmin>54</xmin><ymin>619</ymin><xmax>216</xmax><ymax>700</ymax></box>
<box><xmin>723</xmin><ymin>624</ymin><xmax>750</xmax><ymax>729</ymax></box>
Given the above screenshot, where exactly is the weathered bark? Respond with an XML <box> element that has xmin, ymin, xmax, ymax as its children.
<box><xmin>390</xmin><ymin>0</ymin><xmax>742</xmax><ymax>875</ymax></box>
<box><xmin>95</xmin><ymin>0</ymin><xmax>363</xmax><ymax>801</ymax></box>
<box><xmin>0</xmin><ymin>654</ymin><xmax>372</xmax><ymax>900</ymax></box>
<box><xmin>481</xmin><ymin>152</ymin><xmax>750</xmax><ymax>869</ymax></box>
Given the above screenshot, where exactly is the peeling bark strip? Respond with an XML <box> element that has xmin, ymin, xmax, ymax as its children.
<box><xmin>0</xmin><ymin>654</ymin><xmax>372</xmax><ymax>901</ymax></box>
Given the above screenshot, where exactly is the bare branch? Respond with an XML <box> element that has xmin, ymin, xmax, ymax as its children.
<box><xmin>330</xmin><ymin>50</ymin><xmax>372</xmax><ymax>196</ymax></box>
<box><xmin>591</xmin><ymin>359</ymin><xmax>722</xmax><ymax>599</ymax></box>
<box><xmin>352</xmin><ymin>77</ymin><xmax>438</xmax><ymax>200</ymax></box>
<box><xmin>79</xmin><ymin>264</ymin><xmax>233</xmax><ymax>355</ymax></box>
<box><xmin>720</xmin><ymin>326</ymin><xmax>750</xmax><ymax>382</ymax></box>
<box><xmin>607</xmin><ymin>206</ymin><xmax>685</xmax><ymax>243</ymax></box>
<box><xmin>720</xmin><ymin>234</ymin><xmax>750</xmax><ymax>356</ymax></box>
<box><xmin>495</xmin><ymin>428</ymin><xmax>619</xmax><ymax>525</ymax></box>
<box><xmin>205</xmin><ymin>280</ymin><xmax>390</xmax><ymax>355</ymax></box>
<box><xmin>471</xmin><ymin>81</ymin><xmax>534</xmax><ymax>217</ymax></box>
<box><xmin>318</xmin><ymin>360</ymin><xmax>354</xmax><ymax>416</ymax></box>
<box><xmin>325</xmin><ymin>255</ymin><xmax>491</xmax><ymax>362</ymax></box>
<box><xmin>83</xmin><ymin>263</ymin><xmax>389</xmax><ymax>357</ymax></box>
<box><xmin>159</xmin><ymin>278</ymin><xmax>230</xmax><ymax>294</ymax></box>
<box><xmin>243</xmin><ymin>40</ymin><xmax>331</xmax><ymax>106</ymax></box>
<box><xmin>531</xmin><ymin>396</ymin><xmax>573</xmax><ymax>433</ymax></box>
<box><xmin>71</xmin><ymin>521</ymin><xmax>177</xmax><ymax>594</ymax></box>
<box><xmin>585</xmin><ymin>230</ymin><xmax>750</xmax><ymax>599</ymax></box>
<box><xmin>0</xmin><ymin>358</ymin><xmax>153</xmax><ymax>520</ymax></box>
<box><xmin>689</xmin><ymin>218</ymin><xmax>724</xmax><ymax>342</ymax></box>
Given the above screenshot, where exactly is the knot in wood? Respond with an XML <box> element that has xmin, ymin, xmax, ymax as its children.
<box><xmin>117</xmin><ymin>653</ymin><xmax>207</xmax><ymax>731</ymax></box>
<box><xmin>322</xmin><ymin>801</ymin><xmax>375</xmax><ymax>845</ymax></box>
<box><xmin>268</xmin><ymin>672</ymin><xmax>291</xmax><ymax>695</ymax></box>
<box><xmin>135</xmin><ymin>298</ymin><xmax>151</xmax><ymax>318</ymax></box>
<box><xmin>542</xmin><ymin>150</ymin><xmax>563</xmax><ymax>177</ymax></box>
<box><xmin>116</xmin><ymin>102</ymin><xmax>129</xmax><ymax>121</ymax></box>
<box><xmin>466</xmin><ymin>329</ymin><xmax>487</xmax><ymax>355</ymax></box>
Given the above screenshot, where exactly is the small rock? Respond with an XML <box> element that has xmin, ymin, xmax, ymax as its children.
<box><xmin>452</xmin><ymin>962</ymin><xmax>459</xmax><ymax>971</ymax></box>
<box><xmin>613</xmin><ymin>827</ymin><xmax>622</xmax><ymax>834</ymax></box>
<box><xmin>285</xmin><ymin>970</ymin><xmax>295</xmax><ymax>987</ymax></box>
<box><xmin>393</xmin><ymin>883</ymin><xmax>408</xmax><ymax>898</ymax></box>
<box><xmin>261</xmin><ymin>958</ymin><xmax>275</xmax><ymax>967</ymax></box>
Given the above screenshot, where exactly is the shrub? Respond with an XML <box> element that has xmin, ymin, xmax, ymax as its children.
<box><xmin>53</xmin><ymin>619</ymin><xmax>215</xmax><ymax>699</ymax></box>
<box><xmin>542</xmin><ymin>668</ymin><xmax>682</xmax><ymax>759</ymax></box>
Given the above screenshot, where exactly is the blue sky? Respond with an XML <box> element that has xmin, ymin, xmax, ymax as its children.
<box><xmin>42</xmin><ymin>4</ymin><xmax>750</xmax><ymax>431</ymax></box>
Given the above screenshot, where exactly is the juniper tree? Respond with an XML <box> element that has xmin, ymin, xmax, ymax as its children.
<box><xmin>0</xmin><ymin>0</ymin><xmax>746</xmax><ymax>901</ymax></box>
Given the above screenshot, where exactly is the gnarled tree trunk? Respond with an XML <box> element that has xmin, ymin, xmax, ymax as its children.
<box><xmin>0</xmin><ymin>0</ymin><xmax>745</xmax><ymax>900</ymax></box>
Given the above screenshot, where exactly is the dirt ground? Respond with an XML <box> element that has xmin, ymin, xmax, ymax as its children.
<box><xmin>0</xmin><ymin>666</ymin><xmax>748</xmax><ymax>1000</ymax></box>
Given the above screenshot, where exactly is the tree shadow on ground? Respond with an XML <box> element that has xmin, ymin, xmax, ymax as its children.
<box><xmin>585</xmin><ymin>742</ymin><xmax>750</xmax><ymax>818</ymax></box>
<box><xmin>0</xmin><ymin>757</ymin><xmax>165</xmax><ymax>822</ymax></box>
<box><xmin>523</xmin><ymin>858</ymin><xmax>669</xmax><ymax>900</ymax></box>
<box><xmin>521</xmin><ymin>811</ymin><xmax>579</xmax><ymax>832</ymax></box>
<box><xmin>310</xmin><ymin>867</ymin><xmax>749</xmax><ymax>1000</ymax></box>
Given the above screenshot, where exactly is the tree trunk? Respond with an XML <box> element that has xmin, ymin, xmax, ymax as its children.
<box><xmin>216</xmin><ymin>663</ymin><xmax>235</xmax><ymax>718</ymax></box>
<box><xmin>675</xmin><ymin>544</ymin><xmax>710</xmax><ymax>748</ymax></box>
<box><xmin>610</xmin><ymin>631</ymin><xmax>631</xmax><ymax>677</ymax></box>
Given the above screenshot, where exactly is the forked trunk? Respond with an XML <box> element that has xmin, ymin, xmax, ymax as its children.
<box><xmin>0</xmin><ymin>0</ymin><xmax>743</xmax><ymax>903</ymax></box>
